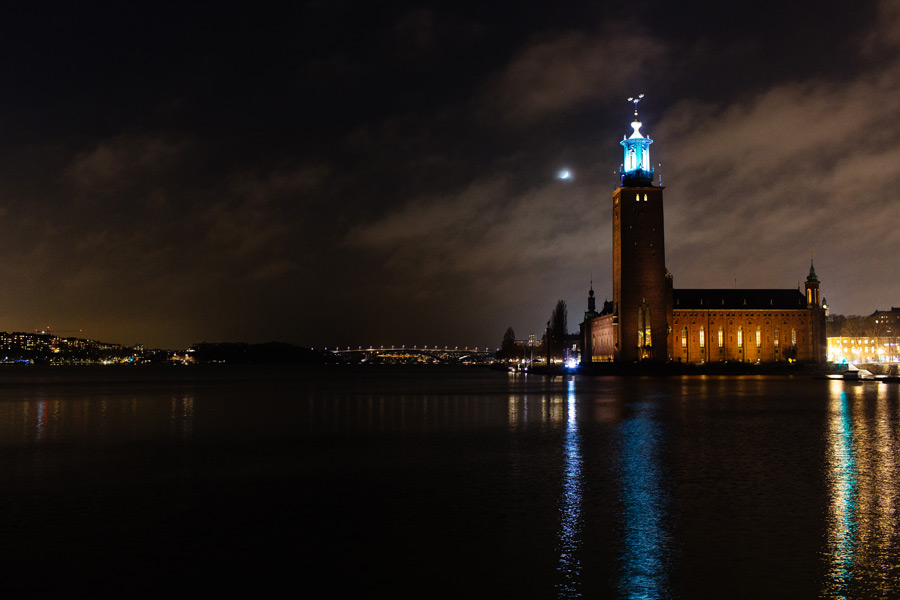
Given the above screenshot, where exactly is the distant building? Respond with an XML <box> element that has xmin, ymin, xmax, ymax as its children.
<box><xmin>0</xmin><ymin>331</ymin><xmax>133</xmax><ymax>364</ymax></box>
<box><xmin>871</xmin><ymin>307</ymin><xmax>900</xmax><ymax>335</ymax></box>
<box><xmin>827</xmin><ymin>336</ymin><xmax>900</xmax><ymax>364</ymax></box>
<box><xmin>581</xmin><ymin>99</ymin><xmax>827</xmax><ymax>364</ymax></box>
<box><xmin>825</xmin><ymin>307</ymin><xmax>900</xmax><ymax>363</ymax></box>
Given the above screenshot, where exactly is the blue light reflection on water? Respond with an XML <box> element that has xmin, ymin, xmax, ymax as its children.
<box><xmin>618</xmin><ymin>398</ymin><xmax>670</xmax><ymax>599</ymax></box>
<box><xmin>555</xmin><ymin>378</ymin><xmax>583</xmax><ymax>598</ymax></box>
<box><xmin>824</xmin><ymin>386</ymin><xmax>859</xmax><ymax>598</ymax></box>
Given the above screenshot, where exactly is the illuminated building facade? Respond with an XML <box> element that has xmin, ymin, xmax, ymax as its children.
<box><xmin>581</xmin><ymin>100</ymin><xmax>827</xmax><ymax>364</ymax></box>
<box><xmin>827</xmin><ymin>336</ymin><xmax>900</xmax><ymax>364</ymax></box>
<box><xmin>825</xmin><ymin>307</ymin><xmax>900</xmax><ymax>364</ymax></box>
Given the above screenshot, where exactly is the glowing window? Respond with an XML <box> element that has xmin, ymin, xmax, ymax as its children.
<box><xmin>756</xmin><ymin>326</ymin><xmax>761</xmax><ymax>349</ymax></box>
<box><xmin>637</xmin><ymin>307</ymin><xmax>645</xmax><ymax>347</ymax></box>
<box><xmin>682</xmin><ymin>326</ymin><xmax>687</xmax><ymax>349</ymax></box>
<box><xmin>737</xmin><ymin>326</ymin><xmax>743</xmax><ymax>348</ymax></box>
<box><xmin>699</xmin><ymin>326</ymin><xmax>705</xmax><ymax>348</ymax></box>
<box><xmin>718</xmin><ymin>327</ymin><xmax>724</xmax><ymax>348</ymax></box>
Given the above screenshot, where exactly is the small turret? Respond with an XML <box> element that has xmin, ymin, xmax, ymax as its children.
<box><xmin>584</xmin><ymin>282</ymin><xmax>599</xmax><ymax>321</ymax></box>
<box><xmin>805</xmin><ymin>258</ymin><xmax>820</xmax><ymax>307</ymax></box>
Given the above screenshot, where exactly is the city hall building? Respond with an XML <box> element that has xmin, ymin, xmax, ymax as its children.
<box><xmin>581</xmin><ymin>100</ymin><xmax>827</xmax><ymax>364</ymax></box>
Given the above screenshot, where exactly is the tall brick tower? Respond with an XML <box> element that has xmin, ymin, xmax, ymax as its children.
<box><xmin>805</xmin><ymin>259</ymin><xmax>827</xmax><ymax>363</ymax></box>
<box><xmin>612</xmin><ymin>96</ymin><xmax>669</xmax><ymax>361</ymax></box>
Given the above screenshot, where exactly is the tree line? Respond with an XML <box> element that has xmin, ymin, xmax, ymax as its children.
<box><xmin>829</xmin><ymin>313</ymin><xmax>900</xmax><ymax>340</ymax></box>
<box><xmin>497</xmin><ymin>299</ymin><xmax>570</xmax><ymax>363</ymax></box>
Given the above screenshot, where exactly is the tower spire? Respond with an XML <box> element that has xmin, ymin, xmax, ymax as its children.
<box><xmin>808</xmin><ymin>250</ymin><xmax>818</xmax><ymax>282</ymax></box>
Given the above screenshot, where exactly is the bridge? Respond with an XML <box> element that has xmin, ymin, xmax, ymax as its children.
<box><xmin>328</xmin><ymin>345</ymin><xmax>495</xmax><ymax>365</ymax></box>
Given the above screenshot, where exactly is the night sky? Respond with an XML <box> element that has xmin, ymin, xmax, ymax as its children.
<box><xmin>1</xmin><ymin>0</ymin><xmax>898</xmax><ymax>350</ymax></box>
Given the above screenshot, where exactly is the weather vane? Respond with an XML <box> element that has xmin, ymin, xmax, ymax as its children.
<box><xmin>628</xmin><ymin>93</ymin><xmax>644</xmax><ymax>117</ymax></box>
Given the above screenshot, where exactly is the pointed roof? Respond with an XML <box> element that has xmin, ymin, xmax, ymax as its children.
<box><xmin>807</xmin><ymin>260</ymin><xmax>819</xmax><ymax>282</ymax></box>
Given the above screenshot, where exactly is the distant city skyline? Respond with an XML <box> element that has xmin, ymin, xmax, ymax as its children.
<box><xmin>0</xmin><ymin>1</ymin><xmax>898</xmax><ymax>349</ymax></box>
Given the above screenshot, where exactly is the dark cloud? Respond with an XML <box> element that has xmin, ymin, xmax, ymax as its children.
<box><xmin>478</xmin><ymin>28</ymin><xmax>667</xmax><ymax>124</ymax></box>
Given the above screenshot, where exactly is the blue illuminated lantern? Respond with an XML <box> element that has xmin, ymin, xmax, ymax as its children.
<box><xmin>620</xmin><ymin>94</ymin><xmax>654</xmax><ymax>186</ymax></box>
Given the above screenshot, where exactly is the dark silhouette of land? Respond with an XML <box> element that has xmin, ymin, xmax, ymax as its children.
<box><xmin>188</xmin><ymin>342</ymin><xmax>327</xmax><ymax>364</ymax></box>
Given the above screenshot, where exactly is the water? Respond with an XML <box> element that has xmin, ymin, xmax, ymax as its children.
<box><xmin>1</xmin><ymin>364</ymin><xmax>899</xmax><ymax>597</ymax></box>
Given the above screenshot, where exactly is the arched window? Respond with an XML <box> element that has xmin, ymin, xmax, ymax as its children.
<box><xmin>756</xmin><ymin>326</ymin><xmax>762</xmax><ymax>349</ymax></box>
<box><xmin>718</xmin><ymin>327</ymin><xmax>724</xmax><ymax>348</ymax></box>
<box><xmin>699</xmin><ymin>326</ymin><xmax>705</xmax><ymax>348</ymax></box>
<box><xmin>737</xmin><ymin>326</ymin><xmax>743</xmax><ymax>348</ymax></box>
<box><xmin>637</xmin><ymin>307</ymin><xmax>645</xmax><ymax>348</ymax></box>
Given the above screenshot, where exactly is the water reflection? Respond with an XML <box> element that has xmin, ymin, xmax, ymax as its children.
<box><xmin>171</xmin><ymin>396</ymin><xmax>195</xmax><ymax>441</ymax></box>
<box><xmin>35</xmin><ymin>400</ymin><xmax>46</xmax><ymax>441</ymax></box>
<box><xmin>0</xmin><ymin>394</ymin><xmax>196</xmax><ymax>445</ymax></box>
<box><xmin>556</xmin><ymin>378</ymin><xmax>583</xmax><ymax>598</ymax></box>
<box><xmin>618</xmin><ymin>398</ymin><xmax>669</xmax><ymax>599</ymax></box>
<box><xmin>824</xmin><ymin>388</ymin><xmax>858</xmax><ymax>597</ymax></box>
<box><xmin>823</xmin><ymin>381</ymin><xmax>900</xmax><ymax>598</ymax></box>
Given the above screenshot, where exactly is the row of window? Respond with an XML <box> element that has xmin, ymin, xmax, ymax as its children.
<box><xmin>678</xmin><ymin>325</ymin><xmax>797</xmax><ymax>349</ymax></box>
<box><xmin>674</xmin><ymin>312</ymin><xmax>807</xmax><ymax>319</ymax></box>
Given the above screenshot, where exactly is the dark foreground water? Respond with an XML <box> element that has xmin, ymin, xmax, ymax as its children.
<box><xmin>1</xmin><ymin>365</ymin><xmax>898</xmax><ymax>597</ymax></box>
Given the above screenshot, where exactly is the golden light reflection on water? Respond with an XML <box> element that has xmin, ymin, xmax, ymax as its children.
<box><xmin>0</xmin><ymin>395</ymin><xmax>195</xmax><ymax>444</ymax></box>
<box><xmin>171</xmin><ymin>396</ymin><xmax>194</xmax><ymax>441</ymax></box>
<box><xmin>823</xmin><ymin>381</ymin><xmax>900</xmax><ymax>598</ymax></box>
